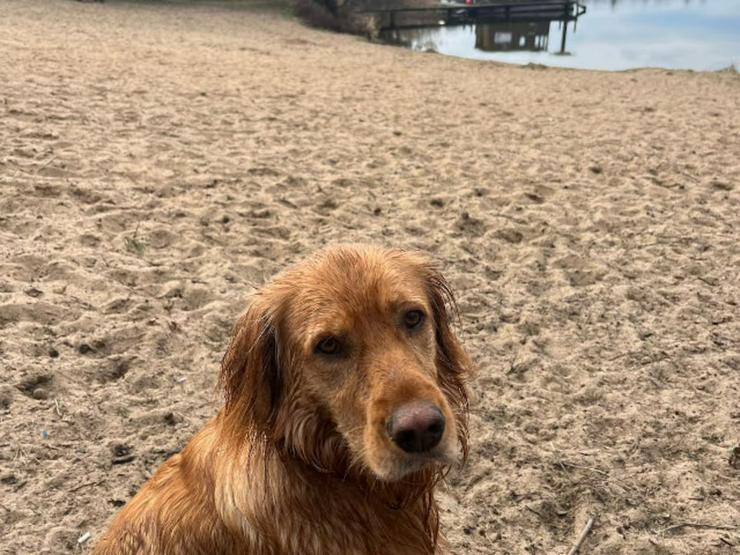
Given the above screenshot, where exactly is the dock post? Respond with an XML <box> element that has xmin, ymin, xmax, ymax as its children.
<box><xmin>560</xmin><ymin>20</ymin><xmax>568</xmax><ymax>53</ymax></box>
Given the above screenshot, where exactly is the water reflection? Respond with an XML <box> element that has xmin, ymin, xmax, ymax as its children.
<box><xmin>386</xmin><ymin>14</ymin><xmax>577</xmax><ymax>56</ymax></box>
<box><xmin>475</xmin><ymin>22</ymin><xmax>551</xmax><ymax>52</ymax></box>
<box><xmin>379</xmin><ymin>0</ymin><xmax>740</xmax><ymax>71</ymax></box>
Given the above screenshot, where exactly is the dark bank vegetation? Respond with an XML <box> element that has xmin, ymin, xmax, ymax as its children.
<box><xmin>293</xmin><ymin>0</ymin><xmax>380</xmax><ymax>37</ymax></box>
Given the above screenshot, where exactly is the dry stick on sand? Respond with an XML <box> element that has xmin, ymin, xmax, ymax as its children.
<box><xmin>660</xmin><ymin>522</ymin><xmax>738</xmax><ymax>534</ymax></box>
<box><xmin>559</xmin><ymin>460</ymin><xmax>610</xmax><ymax>476</ymax></box>
<box><xmin>567</xmin><ymin>516</ymin><xmax>596</xmax><ymax>555</ymax></box>
<box><xmin>69</xmin><ymin>479</ymin><xmax>106</xmax><ymax>493</ymax></box>
<box><xmin>34</xmin><ymin>156</ymin><xmax>56</xmax><ymax>174</ymax></box>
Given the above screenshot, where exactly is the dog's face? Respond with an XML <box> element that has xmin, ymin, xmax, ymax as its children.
<box><xmin>220</xmin><ymin>245</ymin><xmax>470</xmax><ymax>482</ymax></box>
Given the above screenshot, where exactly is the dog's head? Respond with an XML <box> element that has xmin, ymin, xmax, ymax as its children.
<box><xmin>219</xmin><ymin>244</ymin><xmax>471</xmax><ymax>482</ymax></box>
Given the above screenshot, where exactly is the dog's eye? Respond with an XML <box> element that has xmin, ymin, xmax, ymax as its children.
<box><xmin>315</xmin><ymin>336</ymin><xmax>341</xmax><ymax>356</ymax></box>
<box><xmin>403</xmin><ymin>310</ymin><xmax>425</xmax><ymax>330</ymax></box>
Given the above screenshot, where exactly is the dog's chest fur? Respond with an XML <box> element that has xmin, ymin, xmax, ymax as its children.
<box><xmin>214</xmin><ymin>436</ymin><xmax>439</xmax><ymax>555</ymax></box>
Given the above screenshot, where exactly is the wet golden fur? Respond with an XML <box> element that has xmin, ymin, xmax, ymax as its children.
<box><xmin>94</xmin><ymin>244</ymin><xmax>472</xmax><ymax>555</ymax></box>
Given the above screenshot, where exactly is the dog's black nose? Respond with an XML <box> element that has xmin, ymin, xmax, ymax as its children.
<box><xmin>389</xmin><ymin>402</ymin><xmax>445</xmax><ymax>453</ymax></box>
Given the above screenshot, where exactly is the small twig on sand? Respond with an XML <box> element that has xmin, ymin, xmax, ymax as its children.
<box><xmin>491</xmin><ymin>213</ymin><xmax>527</xmax><ymax>225</ymax></box>
<box><xmin>54</xmin><ymin>398</ymin><xmax>63</xmax><ymax>417</ymax></box>
<box><xmin>525</xmin><ymin>505</ymin><xmax>543</xmax><ymax>518</ymax></box>
<box><xmin>559</xmin><ymin>461</ymin><xmax>610</xmax><ymax>476</ymax></box>
<box><xmin>69</xmin><ymin>479</ymin><xmax>105</xmax><ymax>493</ymax></box>
<box><xmin>567</xmin><ymin>515</ymin><xmax>596</xmax><ymax>555</ymax></box>
<box><xmin>661</xmin><ymin>522</ymin><xmax>738</xmax><ymax>535</ymax></box>
<box><xmin>678</xmin><ymin>170</ymin><xmax>699</xmax><ymax>183</ymax></box>
<box><xmin>35</xmin><ymin>156</ymin><xmax>57</xmax><ymax>174</ymax></box>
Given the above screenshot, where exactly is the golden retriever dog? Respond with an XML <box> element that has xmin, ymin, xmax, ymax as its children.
<box><xmin>94</xmin><ymin>244</ymin><xmax>472</xmax><ymax>555</ymax></box>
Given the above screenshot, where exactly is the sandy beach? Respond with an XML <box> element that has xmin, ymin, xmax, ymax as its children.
<box><xmin>1</xmin><ymin>0</ymin><xmax>739</xmax><ymax>553</ymax></box>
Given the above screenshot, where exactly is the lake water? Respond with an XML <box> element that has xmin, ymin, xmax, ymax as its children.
<box><xmin>381</xmin><ymin>0</ymin><xmax>740</xmax><ymax>71</ymax></box>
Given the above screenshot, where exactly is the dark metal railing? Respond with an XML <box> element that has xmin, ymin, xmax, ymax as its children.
<box><xmin>357</xmin><ymin>0</ymin><xmax>586</xmax><ymax>31</ymax></box>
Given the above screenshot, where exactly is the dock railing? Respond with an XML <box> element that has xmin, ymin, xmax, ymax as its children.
<box><xmin>356</xmin><ymin>0</ymin><xmax>586</xmax><ymax>31</ymax></box>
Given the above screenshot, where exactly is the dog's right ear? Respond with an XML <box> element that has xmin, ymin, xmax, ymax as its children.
<box><xmin>418</xmin><ymin>260</ymin><xmax>473</xmax><ymax>463</ymax></box>
<box><xmin>218</xmin><ymin>296</ymin><xmax>283</xmax><ymax>442</ymax></box>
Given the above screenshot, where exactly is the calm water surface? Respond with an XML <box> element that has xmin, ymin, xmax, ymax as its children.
<box><xmin>383</xmin><ymin>0</ymin><xmax>740</xmax><ymax>71</ymax></box>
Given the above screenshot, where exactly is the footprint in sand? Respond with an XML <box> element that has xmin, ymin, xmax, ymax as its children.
<box><xmin>553</xmin><ymin>254</ymin><xmax>607</xmax><ymax>287</ymax></box>
<box><xmin>16</xmin><ymin>373</ymin><xmax>55</xmax><ymax>401</ymax></box>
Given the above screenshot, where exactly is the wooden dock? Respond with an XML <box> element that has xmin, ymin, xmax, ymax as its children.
<box><xmin>357</xmin><ymin>0</ymin><xmax>586</xmax><ymax>31</ymax></box>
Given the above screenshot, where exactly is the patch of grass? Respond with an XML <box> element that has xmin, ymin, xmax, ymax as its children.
<box><xmin>124</xmin><ymin>225</ymin><xmax>147</xmax><ymax>256</ymax></box>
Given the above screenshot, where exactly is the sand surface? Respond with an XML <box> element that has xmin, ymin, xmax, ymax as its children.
<box><xmin>1</xmin><ymin>1</ymin><xmax>739</xmax><ymax>553</ymax></box>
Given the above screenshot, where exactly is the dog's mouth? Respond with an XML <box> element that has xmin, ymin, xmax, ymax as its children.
<box><xmin>401</xmin><ymin>449</ymin><xmax>454</xmax><ymax>471</ymax></box>
<box><xmin>375</xmin><ymin>448</ymin><xmax>455</xmax><ymax>482</ymax></box>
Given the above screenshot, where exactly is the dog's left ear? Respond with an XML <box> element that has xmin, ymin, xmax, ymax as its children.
<box><xmin>218</xmin><ymin>294</ymin><xmax>284</xmax><ymax>443</ymax></box>
<box><xmin>421</xmin><ymin>262</ymin><xmax>473</xmax><ymax>461</ymax></box>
